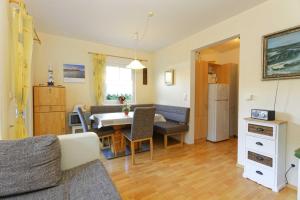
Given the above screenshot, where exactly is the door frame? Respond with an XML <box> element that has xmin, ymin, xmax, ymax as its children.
<box><xmin>193</xmin><ymin>35</ymin><xmax>240</xmax><ymax>143</ymax></box>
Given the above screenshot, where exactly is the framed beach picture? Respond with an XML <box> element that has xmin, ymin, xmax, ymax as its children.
<box><xmin>63</xmin><ymin>64</ymin><xmax>85</xmax><ymax>83</ymax></box>
<box><xmin>263</xmin><ymin>26</ymin><xmax>300</xmax><ymax>80</ymax></box>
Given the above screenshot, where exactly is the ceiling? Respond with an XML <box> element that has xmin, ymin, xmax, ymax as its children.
<box><xmin>24</xmin><ymin>0</ymin><xmax>267</xmax><ymax>52</ymax></box>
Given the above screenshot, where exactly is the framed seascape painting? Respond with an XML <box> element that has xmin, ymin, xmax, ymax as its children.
<box><xmin>263</xmin><ymin>26</ymin><xmax>300</xmax><ymax>80</ymax></box>
<box><xmin>63</xmin><ymin>64</ymin><xmax>85</xmax><ymax>83</ymax></box>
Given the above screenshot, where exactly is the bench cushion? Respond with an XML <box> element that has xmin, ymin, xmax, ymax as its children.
<box><xmin>154</xmin><ymin>121</ymin><xmax>188</xmax><ymax>135</ymax></box>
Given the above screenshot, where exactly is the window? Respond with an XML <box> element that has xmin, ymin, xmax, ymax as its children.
<box><xmin>105</xmin><ymin>65</ymin><xmax>135</xmax><ymax>103</ymax></box>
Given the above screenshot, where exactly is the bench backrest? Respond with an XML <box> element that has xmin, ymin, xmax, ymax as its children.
<box><xmin>90</xmin><ymin>104</ymin><xmax>154</xmax><ymax>114</ymax></box>
<box><xmin>155</xmin><ymin>104</ymin><xmax>190</xmax><ymax>124</ymax></box>
<box><xmin>90</xmin><ymin>104</ymin><xmax>190</xmax><ymax>124</ymax></box>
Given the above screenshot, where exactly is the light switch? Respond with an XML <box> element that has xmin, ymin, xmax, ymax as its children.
<box><xmin>184</xmin><ymin>93</ymin><xmax>188</xmax><ymax>101</ymax></box>
<box><xmin>246</xmin><ymin>94</ymin><xmax>254</xmax><ymax>101</ymax></box>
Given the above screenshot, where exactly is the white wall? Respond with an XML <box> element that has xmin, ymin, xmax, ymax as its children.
<box><xmin>0</xmin><ymin>1</ymin><xmax>10</xmax><ymax>139</ymax></box>
<box><xmin>154</xmin><ymin>0</ymin><xmax>300</xmax><ymax>187</ymax></box>
<box><xmin>31</xmin><ymin>33</ymin><xmax>154</xmax><ymax>133</ymax></box>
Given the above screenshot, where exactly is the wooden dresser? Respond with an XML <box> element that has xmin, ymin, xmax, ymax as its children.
<box><xmin>243</xmin><ymin>118</ymin><xmax>287</xmax><ymax>192</ymax></box>
<box><xmin>33</xmin><ymin>86</ymin><xmax>66</xmax><ymax>136</ymax></box>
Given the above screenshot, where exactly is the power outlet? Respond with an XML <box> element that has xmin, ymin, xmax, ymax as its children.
<box><xmin>291</xmin><ymin>164</ymin><xmax>296</xmax><ymax>168</ymax></box>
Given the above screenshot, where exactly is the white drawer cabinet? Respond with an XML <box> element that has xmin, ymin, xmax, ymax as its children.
<box><xmin>243</xmin><ymin>118</ymin><xmax>287</xmax><ymax>192</ymax></box>
<box><xmin>246</xmin><ymin>136</ymin><xmax>275</xmax><ymax>156</ymax></box>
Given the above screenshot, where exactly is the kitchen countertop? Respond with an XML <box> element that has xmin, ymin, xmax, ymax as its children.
<box><xmin>295</xmin><ymin>148</ymin><xmax>300</xmax><ymax>159</ymax></box>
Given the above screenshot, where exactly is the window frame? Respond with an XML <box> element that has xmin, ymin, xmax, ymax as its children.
<box><xmin>103</xmin><ymin>65</ymin><xmax>136</xmax><ymax>105</ymax></box>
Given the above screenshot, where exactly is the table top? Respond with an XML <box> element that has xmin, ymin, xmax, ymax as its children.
<box><xmin>90</xmin><ymin>112</ymin><xmax>134</xmax><ymax>120</ymax></box>
<box><xmin>90</xmin><ymin>112</ymin><xmax>166</xmax><ymax>128</ymax></box>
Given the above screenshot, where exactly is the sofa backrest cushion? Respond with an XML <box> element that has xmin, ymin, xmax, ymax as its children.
<box><xmin>0</xmin><ymin>135</ymin><xmax>62</xmax><ymax>197</ymax></box>
<box><xmin>155</xmin><ymin>104</ymin><xmax>190</xmax><ymax>124</ymax></box>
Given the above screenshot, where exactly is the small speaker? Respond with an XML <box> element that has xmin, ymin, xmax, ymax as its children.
<box><xmin>251</xmin><ymin>109</ymin><xmax>275</xmax><ymax>121</ymax></box>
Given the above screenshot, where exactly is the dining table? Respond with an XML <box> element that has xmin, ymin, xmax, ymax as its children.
<box><xmin>90</xmin><ymin>112</ymin><xmax>166</xmax><ymax>155</ymax></box>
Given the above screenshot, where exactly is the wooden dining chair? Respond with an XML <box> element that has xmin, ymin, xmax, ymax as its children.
<box><xmin>77</xmin><ymin>107</ymin><xmax>115</xmax><ymax>149</ymax></box>
<box><xmin>122</xmin><ymin>107</ymin><xmax>156</xmax><ymax>165</ymax></box>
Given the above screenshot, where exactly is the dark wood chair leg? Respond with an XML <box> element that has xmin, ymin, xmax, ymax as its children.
<box><xmin>180</xmin><ymin>133</ymin><xmax>184</xmax><ymax>147</ymax></box>
<box><xmin>111</xmin><ymin>135</ymin><xmax>117</xmax><ymax>156</ymax></box>
<box><xmin>150</xmin><ymin>138</ymin><xmax>153</xmax><ymax>160</ymax></box>
<box><xmin>164</xmin><ymin>135</ymin><xmax>168</xmax><ymax>148</ymax></box>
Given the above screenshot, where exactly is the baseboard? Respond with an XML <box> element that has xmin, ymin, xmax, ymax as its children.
<box><xmin>287</xmin><ymin>184</ymin><xmax>297</xmax><ymax>191</ymax></box>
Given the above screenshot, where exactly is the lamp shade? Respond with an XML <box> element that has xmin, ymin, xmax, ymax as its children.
<box><xmin>126</xmin><ymin>59</ymin><xmax>145</xmax><ymax>70</ymax></box>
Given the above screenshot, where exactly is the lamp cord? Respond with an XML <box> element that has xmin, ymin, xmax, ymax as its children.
<box><xmin>273</xmin><ymin>79</ymin><xmax>279</xmax><ymax>111</ymax></box>
<box><xmin>285</xmin><ymin>165</ymin><xmax>294</xmax><ymax>184</ymax></box>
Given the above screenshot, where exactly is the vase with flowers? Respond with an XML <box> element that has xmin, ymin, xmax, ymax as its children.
<box><xmin>122</xmin><ymin>103</ymin><xmax>131</xmax><ymax>116</ymax></box>
<box><xmin>118</xmin><ymin>95</ymin><xmax>126</xmax><ymax>104</ymax></box>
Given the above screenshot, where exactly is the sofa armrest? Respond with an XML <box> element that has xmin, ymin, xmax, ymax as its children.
<box><xmin>58</xmin><ymin>132</ymin><xmax>100</xmax><ymax>171</ymax></box>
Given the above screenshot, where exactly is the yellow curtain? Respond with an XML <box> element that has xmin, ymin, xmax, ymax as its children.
<box><xmin>11</xmin><ymin>2</ymin><xmax>34</xmax><ymax>139</ymax></box>
<box><xmin>93</xmin><ymin>54</ymin><xmax>106</xmax><ymax>105</ymax></box>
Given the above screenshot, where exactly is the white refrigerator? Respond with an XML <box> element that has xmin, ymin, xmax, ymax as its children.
<box><xmin>207</xmin><ymin>84</ymin><xmax>229</xmax><ymax>142</ymax></box>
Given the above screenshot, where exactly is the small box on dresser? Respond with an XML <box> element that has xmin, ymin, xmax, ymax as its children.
<box><xmin>243</xmin><ymin>118</ymin><xmax>287</xmax><ymax>192</ymax></box>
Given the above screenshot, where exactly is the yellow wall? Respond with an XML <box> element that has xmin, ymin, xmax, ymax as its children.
<box><xmin>31</xmin><ymin>33</ymin><xmax>154</xmax><ymax>133</ymax></box>
<box><xmin>0</xmin><ymin>1</ymin><xmax>10</xmax><ymax>139</ymax></box>
<box><xmin>154</xmin><ymin>0</ymin><xmax>300</xmax><ymax>186</ymax></box>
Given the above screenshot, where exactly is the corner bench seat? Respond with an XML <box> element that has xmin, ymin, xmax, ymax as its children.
<box><xmin>154</xmin><ymin>121</ymin><xmax>188</xmax><ymax>134</ymax></box>
<box><xmin>154</xmin><ymin>105</ymin><xmax>190</xmax><ymax>148</ymax></box>
<box><xmin>90</xmin><ymin>104</ymin><xmax>190</xmax><ymax>149</ymax></box>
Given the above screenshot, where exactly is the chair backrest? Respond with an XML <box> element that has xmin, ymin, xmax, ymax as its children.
<box><xmin>77</xmin><ymin>107</ymin><xmax>88</xmax><ymax>132</ymax></box>
<box><xmin>131</xmin><ymin>107</ymin><xmax>156</xmax><ymax>140</ymax></box>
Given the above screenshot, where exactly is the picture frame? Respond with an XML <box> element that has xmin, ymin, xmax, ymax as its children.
<box><xmin>164</xmin><ymin>70</ymin><xmax>174</xmax><ymax>85</ymax></box>
<box><xmin>262</xmin><ymin>26</ymin><xmax>300</xmax><ymax>80</ymax></box>
<box><xmin>63</xmin><ymin>64</ymin><xmax>85</xmax><ymax>83</ymax></box>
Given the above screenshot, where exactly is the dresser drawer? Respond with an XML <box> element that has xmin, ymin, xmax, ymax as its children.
<box><xmin>248</xmin><ymin>124</ymin><xmax>274</xmax><ymax>137</ymax></box>
<box><xmin>34</xmin><ymin>105</ymin><xmax>65</xmax><ymax>113</ymax></box>
<box><xmin>246</xmin><ymin>136</ymin><xmax>275</xmax><ymax>156</ymax></box>
<box><xmin>248</xmin><ymin>151</ymin><xmax>273</xmax><ymax>168</ymax></box>
<box><xmin>245</xmin><ymin>162</ymin><xmax>274</xmax><ymax>189</ymax></box>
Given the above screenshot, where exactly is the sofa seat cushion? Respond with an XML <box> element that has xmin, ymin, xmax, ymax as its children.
<box><xmin>62</xmin><ymin>160</ymin><xmax>121</xmax><ymax>200</ymax></box>
<box><xmin>2</xmin><ymin>160</ymin><xmax>120</xmax><ymax>200</ymax></box>
<box><xmin>2</xmin><ymin>184</ymin><xmax>65</xmax><ymax>200</ymax></box>
<box><xmin>0</xmin><ymin>135</ymin><xmax>61</xmax><ymax>197</ymax></box>
<box><xmin>154</xmin><ymin>121</ymin><xmax>188</xmax><ymax>134</ymax></box>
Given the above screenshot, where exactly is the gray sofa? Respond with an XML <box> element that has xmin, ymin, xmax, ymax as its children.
<box><xmin>90</xmin><ymin>104</ymin><xmax>190</xmax><ymax>148</ymax></box>
<box><xmin>0</xmin><ymin>133</ymin><xmax>121</xmax><ymax>200</ymax></box>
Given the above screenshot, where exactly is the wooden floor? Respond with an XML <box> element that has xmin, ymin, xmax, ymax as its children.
<box><xmin>100</xmin><ymin>138</ymin><xmax>296</xmax><ymax>200</ymax></box>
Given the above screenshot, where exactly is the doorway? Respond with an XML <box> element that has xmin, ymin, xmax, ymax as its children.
<box><xmin>194</xmin><ymin>37</ymin><xmax>240</xmax><ymax>143</ymax></box>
